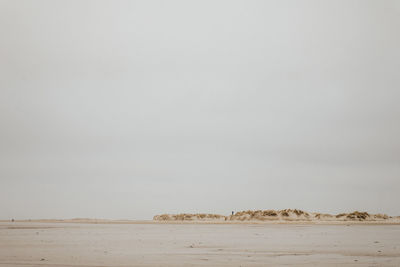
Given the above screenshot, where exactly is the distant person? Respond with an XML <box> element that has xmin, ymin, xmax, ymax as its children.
<box><xmin>232</xmin><ymin>211</ymin><xmax>234</xmax><ymax>216</ymax></box>
<box><xmin>11</xmin><ymin>218</ymin><xmax>14</xmax><ymax>222</ymax></box>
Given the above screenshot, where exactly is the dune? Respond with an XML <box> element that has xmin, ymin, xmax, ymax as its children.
<box><xmin>153</xmin><ymin>209</ymin><xmax>400</xmax><ymax>223</ymax></box>
<box><xmin>153</xmin><ymin>213</ymin><xmax>226</xmax><ymax>221</ymax></box>
<box><xmin>3</xmin><ymin>210</ymin><xmax>398</xmax><ymax>225</ymax></box>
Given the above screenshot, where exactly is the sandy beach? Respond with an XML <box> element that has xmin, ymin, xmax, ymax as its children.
<box><xmin>1</xmin><ymin>221</ymin><xmax>399</xmax><ymax>266</ymax></box>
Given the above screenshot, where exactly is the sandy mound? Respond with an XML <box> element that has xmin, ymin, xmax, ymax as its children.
<box><xmin>153</xmin><ymin>213</ymin><xmax>226</xmax><ymax>221</ymax></box>
<box><xmin>231</xmin><ymin>210</ymin><xmax>394</xmax><ymax>222</ymax></box>
<box><xmin>231</xmin><ymin>209</ymin><xmax>312</xmax><ymax>221</ymax></box>
<box><xmin>153</xmin><ymin>209</ymin><xmax>397</xmax><ymax>223</ymax></box>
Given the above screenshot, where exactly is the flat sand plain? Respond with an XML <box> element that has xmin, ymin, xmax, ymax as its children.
<box><xmin>1</xmin><ymin>222</ymin><xmax>400</xmax><ymax>266</ymax></box>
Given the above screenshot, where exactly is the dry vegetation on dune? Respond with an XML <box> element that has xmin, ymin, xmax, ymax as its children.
<box><xmin>153</xmin><ymin>209</ymin><xmax>395</xmax><ymax>222</ymax></box>
<box><xmin>335</xmin><ymin>212</ymin><xmax>389</xmax><ymax>221</ymax></box>
<box><xmin>231</xmin><ymin>209</ymin><xmax>311</xmax><ymax>221</ymax></box>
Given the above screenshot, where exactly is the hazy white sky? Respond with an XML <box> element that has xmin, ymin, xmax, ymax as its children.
<box><xmin>1</xmin><ymin>0</ymin><xmax>400</xmax><ymax>219</ymax></box>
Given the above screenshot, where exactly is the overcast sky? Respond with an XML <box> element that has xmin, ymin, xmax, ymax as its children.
<box><xmin>1</xmin><ymin>0</ymin><xmax>399</xmax><ymax>220</ymax></box>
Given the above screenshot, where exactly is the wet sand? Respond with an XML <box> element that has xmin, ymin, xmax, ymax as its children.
<box><xmin>1</xmin><ymin>222</ymin><xmax>399</xmax><ymax>266</ymax></box>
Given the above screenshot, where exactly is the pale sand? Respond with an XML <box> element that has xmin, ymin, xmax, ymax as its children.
<box><xmin>1</xmin><ymin>222</ymin><xmax>400</xmax><ymax>266</ymax></box>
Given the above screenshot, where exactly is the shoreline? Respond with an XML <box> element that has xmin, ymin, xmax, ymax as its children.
<box><xmin>1</xmin><ymin>219</ymin><xmax>400</xmax><ymax>225</ymax></box>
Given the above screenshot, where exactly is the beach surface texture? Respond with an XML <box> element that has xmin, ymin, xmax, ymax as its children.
<box><xmin>1</xmin><ymin>210</ymin><xmax>400</xmax><ymax>266</ymax></box>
